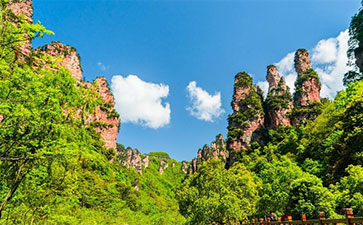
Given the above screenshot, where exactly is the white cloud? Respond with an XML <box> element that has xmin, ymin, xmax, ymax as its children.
<box><xmin>274</xmin><ymin>29</ymin><xmax>353</xmax><ymax>99</ymax></box>
<box><xmin>97</xmin><ymin>62</ymin><xmax>109</xmax><ymax>71</ymax></box>
<box><xmin>275</xmin><ymin>52</ymin><xmax>297</xmax><ymax>93</ymax></box>
<box><xmin>186</xmin><ymin>81</ymin><xmax>224</xmax><ymax>122</ymax></box>
<box><xmin>312</xmin><ymin>30</ymin><xmax>352</xmax><ymax>98</ymax></box>
<box><xmin>312</xmin><ymin>37</ymin><xmax>338</xmax><ymax>64</ymax></box>
<box><xmin>111</xmin><ymin>75</ymin><xmax>171</xmax><ymax>129</ymax></box>
<box><xmin>257</xmin><ymin>81</ymin><xmax>269</xmax><ymax>99</ymax></box>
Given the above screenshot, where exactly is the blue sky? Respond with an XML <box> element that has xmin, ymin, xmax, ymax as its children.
<box><xmin>33</xmin><ymin>0</ymin><xmax>360</xmax><ymax>161</ymax></box>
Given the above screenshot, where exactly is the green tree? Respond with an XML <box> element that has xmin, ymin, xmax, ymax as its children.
<box><xmin>0</xmin><ymin>0</ymin><xmax>106</xmax><ymax>219</ymax></box>
<box><xmin>344</xmin><ymin>3</ymin><xmax>363</xmax><ymax>85</ymax></box>
<box><xmin>255</xmin><ymin>156</ymin><xmax>305</xmax><ymax>217</ymax></box>
<box><xmin>287</xmin><ymin>174</ymin><xmax>336</xmax><ymax>219</ymax></box>
<box><xmin>335</xmin><ymin>165</ymin><xmax>363</xmax><ymax>216</ymax></box>
<box><xmin>178</xmin><ymin>159</ymin><xmax>259</xmax><ymax>225</ymax></box>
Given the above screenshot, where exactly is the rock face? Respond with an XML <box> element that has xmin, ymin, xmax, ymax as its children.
<box><xmin>291</xmin><ymin>49</ymin><xmax>322</xmax><ymax>125</ymax></box>
<box><xmin>293</xmin><ymin>49</ymin><xmax>321</xmax><ymax>107</ymax></box>
<box><xmin>8</xmin><ymin>0</ymin><xmax>33</xmax><ymax>57</ymax></box>
<box><xmin>181</xmin><ymin>161</ymin><xmax>190</xmax><ymax>174</ymax></box>
<box><xmin>294</xmin><ymin>49</ymin><xmax>312</xmax><ymax>74</ymax></box>
<box><xmin>265</xmin><ymin>65</ymin><xmax>293</xmax><ymax>128</ymax></box>
<box><xmin>187</xmin><ymin>134</ymin><xmax>229</xmax><ymax>174</ymax></box>
<box><xmin>118</xmin><ymin>147</ymin><xmax>149</xmax><ymax>174</ymax></box>
<box><xmin>38</xmin><ymin>42</ymin><xmax>120</xmax><ymax>150</ymax></box>
<box><xmin>159</xmin><ymin>160</ymin><xmax>168</xmax><ymax>175</ymax></box>
<box><xmin>89</xmin><ymin>77</ymin><xmax>120</xmax><ymax>150</ymax></box>
<box><xmin>38</xmin><ymin>42</ymin><xmax>83</xmax><ymax>81</ymax></box>
<box><xmin>227</xmin><ymin>72</ymin><xmax>264</xmax><ymax>151</ymax></box>
<box><xmin>8</xmin><ymin>1</ymin><xmax>120</xmax><ymax>151</ymax></box>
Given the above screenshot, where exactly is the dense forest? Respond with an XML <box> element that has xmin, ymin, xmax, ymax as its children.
<box><xmin>1</xmin><ymin>0</ymin><xmax>363</xmax><ymax>224</ymax></box>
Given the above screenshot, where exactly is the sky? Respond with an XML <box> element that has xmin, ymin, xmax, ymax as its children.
<box><xmin>32</xmin><ymin>0</ymin><xmax>361</xmax><ymax>161</ymax></box>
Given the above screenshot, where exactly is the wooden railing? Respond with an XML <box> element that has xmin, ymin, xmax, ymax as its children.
<box><xmin>244</xmin><ymin>209</ymin><xmax>363</xmax><ymax>225</ymax></box>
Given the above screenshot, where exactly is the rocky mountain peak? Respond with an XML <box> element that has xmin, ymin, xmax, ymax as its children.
<box><xmin>266</xmin><ymin>65</ymin><xmax>281</xmax><ymax>90</ymax></box>
<box><xmin>293</xmin><ymin>49</ymin><xmax>321</xmax><ymax>107</ymax></box>
<box><xmin>228</xmin><ymin>72</ymin><xmax>265</xmax><ymax>151</ymax></box>
<box><xmin>294</xmin><ymin>48</ymin><xmax>312</xmax><ymax>74</ymax></box>
<box><xmin>291</xmin><ymin>49</ymin><xmax>322</xmax><ymax>125</ymax></box>
<box><xmin>117</xmin><ymin>145</ymin><xmax>149</xmax><ymax>174</ymax></box>
<box><xmin>39</xmin><ymin>42</ymin><xmax>83</xmax><ymax>81</ymax></box>
<box><xmin>265</xmin><ymin>66</ymin><xmax>293</xmax><ymax>128</ymax></box>
<box><xmin>187</xmin><ymin>134</ymin><xmax>229</xmax><ymax>174</ymax></box>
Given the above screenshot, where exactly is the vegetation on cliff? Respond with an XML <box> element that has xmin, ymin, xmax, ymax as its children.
<box><xmin>227</xmin><ymin>72</ymin><xmax>264</xmax><ymax>145</ymax></box>
<box><xmin>180</xmin><ymin>79</ymin><xmax>363</xmax><ymax>223</ymax></box>
<box><xmin>1</xmin><ymin>0</ymin><xmax>363</xmax><ymax>224</ymax></box>
<box><xmin>265</xmin><ymin>78</ymin><xmax>292</xmax><ymax>111</ymax></box>
<box><xmin>0</xmin><ymin>2</ymin><xmax>185</xmax><ymax>224</ymax></box>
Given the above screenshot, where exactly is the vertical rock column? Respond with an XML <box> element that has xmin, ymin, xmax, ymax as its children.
<box><xmin>188</xmin><ymin>134</ymin><xmax>228</xmax><ymax>174</ymax></box>
<box><xmin>8</xmin><ymin>0</ymin><xmax>33</xmax><ymax>57</ymax></box>
<box><xmin>227</xmin><ymin>72</ymin><xmax>264</xmax><ymax>151</ymax></box>
<box><xmin>294</xmin><ymin>49</ymin><xmax>321</xmax><ymax>107</ymax></box>
<box><xmin>265</xmin><ymin>65</ymin><xmax>293</xmax><ymax>128</ymax></box>
<box><xmin>292</xmin><ymin>49</ymin><xmax>322</xmax><ymax>125</ymax></box>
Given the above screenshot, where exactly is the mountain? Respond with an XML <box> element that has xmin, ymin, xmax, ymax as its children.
<box><xmin>1</xmin><ymin>1</ymin><xmax>363</xmax><ymax>224</ymax></box>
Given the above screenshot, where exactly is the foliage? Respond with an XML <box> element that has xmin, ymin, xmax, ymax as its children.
<box><xmin>335</xmin><ymin>165</ymin><xmax>363</xmax><ymax>216</ymax></box>
<box><xmin>177</xmin><ymin>159</ymin><xmax>259</xmax><ymax>225</ymax></box>
<box><xmin>299</xmin><ymin>80</ymin><xmax>363</xmax><ymax>183</ymax></box>
<box><xmin>287</xmin><ymin>174</ymin><xmax>336</xmax><ymax>219</ymax></box>
<box><xmin>266</xmin><ymin>78</ymin><xmax>292</xmax><ymax>111</ymax></box>
<box><xmin>234</xmin><ymin>72</ymin><xmax>253</xmax><ymax>89</ymax></box>
<box><xmin>344</xmin><ymin>3</ymin><xmax>363</xmax><ymax>84</ymax></box>
<box><xmin>148</xmin><ymin>151</ymin><xmax>171</xmax><ymax>159</ymax></box>
<box><xmin>0</xmin><ymin>2</ymin><xmax>186</xmax><ymax>224</ymax></box>
<box><xmin>1</xmin><ymin>0</ymin><xmax>363</xmax><ymax>224</ymax></box>
<box><xmin>343</xmin><ymin>71</ymin><xmax>363</xmax><ymax>86</ymax></box>
<box><xmin>289</xmin><ymin>101</ymin><xmax>324</xmax><ymax>125</ymax></box>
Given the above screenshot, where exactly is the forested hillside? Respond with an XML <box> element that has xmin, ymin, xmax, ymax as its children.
<box><xmin>0</xmin><ymin>0</ymin><xmax>363</xmax><ymax>224</ymax></box>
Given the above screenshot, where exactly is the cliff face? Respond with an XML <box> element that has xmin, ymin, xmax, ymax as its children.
<box><xmin>159</xmin><ymin>160</ymin><xmax>168</xmax><ymax>175</ymax></box>
<box><xmin>117</xmin><ymin>147</ymin><xmax>149</xmax><ymax>174</ymax></box>
<box><xmin>291</xmin><ymin>49</ymin><xmax>322</xmax><ymax>125</ymax></box>
<box><xmin>293</xmin><ymin>49</ymin><xmax>321</xmax><ymax>107</ymax></box>
<box><xmin>227</xmin><ymin>72</ymin><xmax>264</xmax><ymax>151</ymax></box>
<box><xmin>265</xmin><ymin>65</ymin><xmax>293</xmax><ymax>128</ymax></box>
<box><xmin>37</xmin><ymin>42</ymin><xmax>120</xmax><ymax>150</ymax></box>
<box><xmin>186</xmin><ymin>134</ymin><xmax>228</xmax><ymax>174</ymax></box>
<box><xmin>9</xmin><ymin>0</ymin><xmax>120</xmax><ymax>152</ymax></box>
<box><xmin>8</xmin><ymin>0</ymin><xmax>33</xmax><ymax>57</ymax></box>
<box><xmin>39</xmin><ymin>42</ymin><xmax>83</xmax><ymax>81</ymax></box>
<box><xmin>89</xmin><ymin>77</ymin><xmax>120</xmax><ymax>150</ymax></box>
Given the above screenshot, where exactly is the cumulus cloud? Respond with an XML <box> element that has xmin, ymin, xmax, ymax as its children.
<box><xmin>274</xmin><ymin>29</ymin><xmax>353</xmax><ymax>99</ymax></box>
<box><xmin>186</xmin><ymin>81</ymin><xmax>224</xmax><ymax>122</ymax></box>
<box><xmin>97</xmin><ymin>62</ymin><xmax>109</xmax><ymax>71</ymax></box>
<box><xmin>111</xmin><ymin>75</ymin><xmax>171</xmax><ymax>129</ymax></box>
<box><xmin>312</xmin><ymin>37</ymin><xmax>338</xmax><ymax>64</ymax></box>
<box><xmin>312</xmin><ymin>30</ymin><xmax>352</xmax><ymax>98</ymax></box>
<box><xmin>256</xmin><ymin>81</ymin><xmax>269</xmax><ymax>99</ymax></box>
<box><xmin>275</xmin><ymin>52</ymin><xmax>297</xmax><ymax>93</ymax></box>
